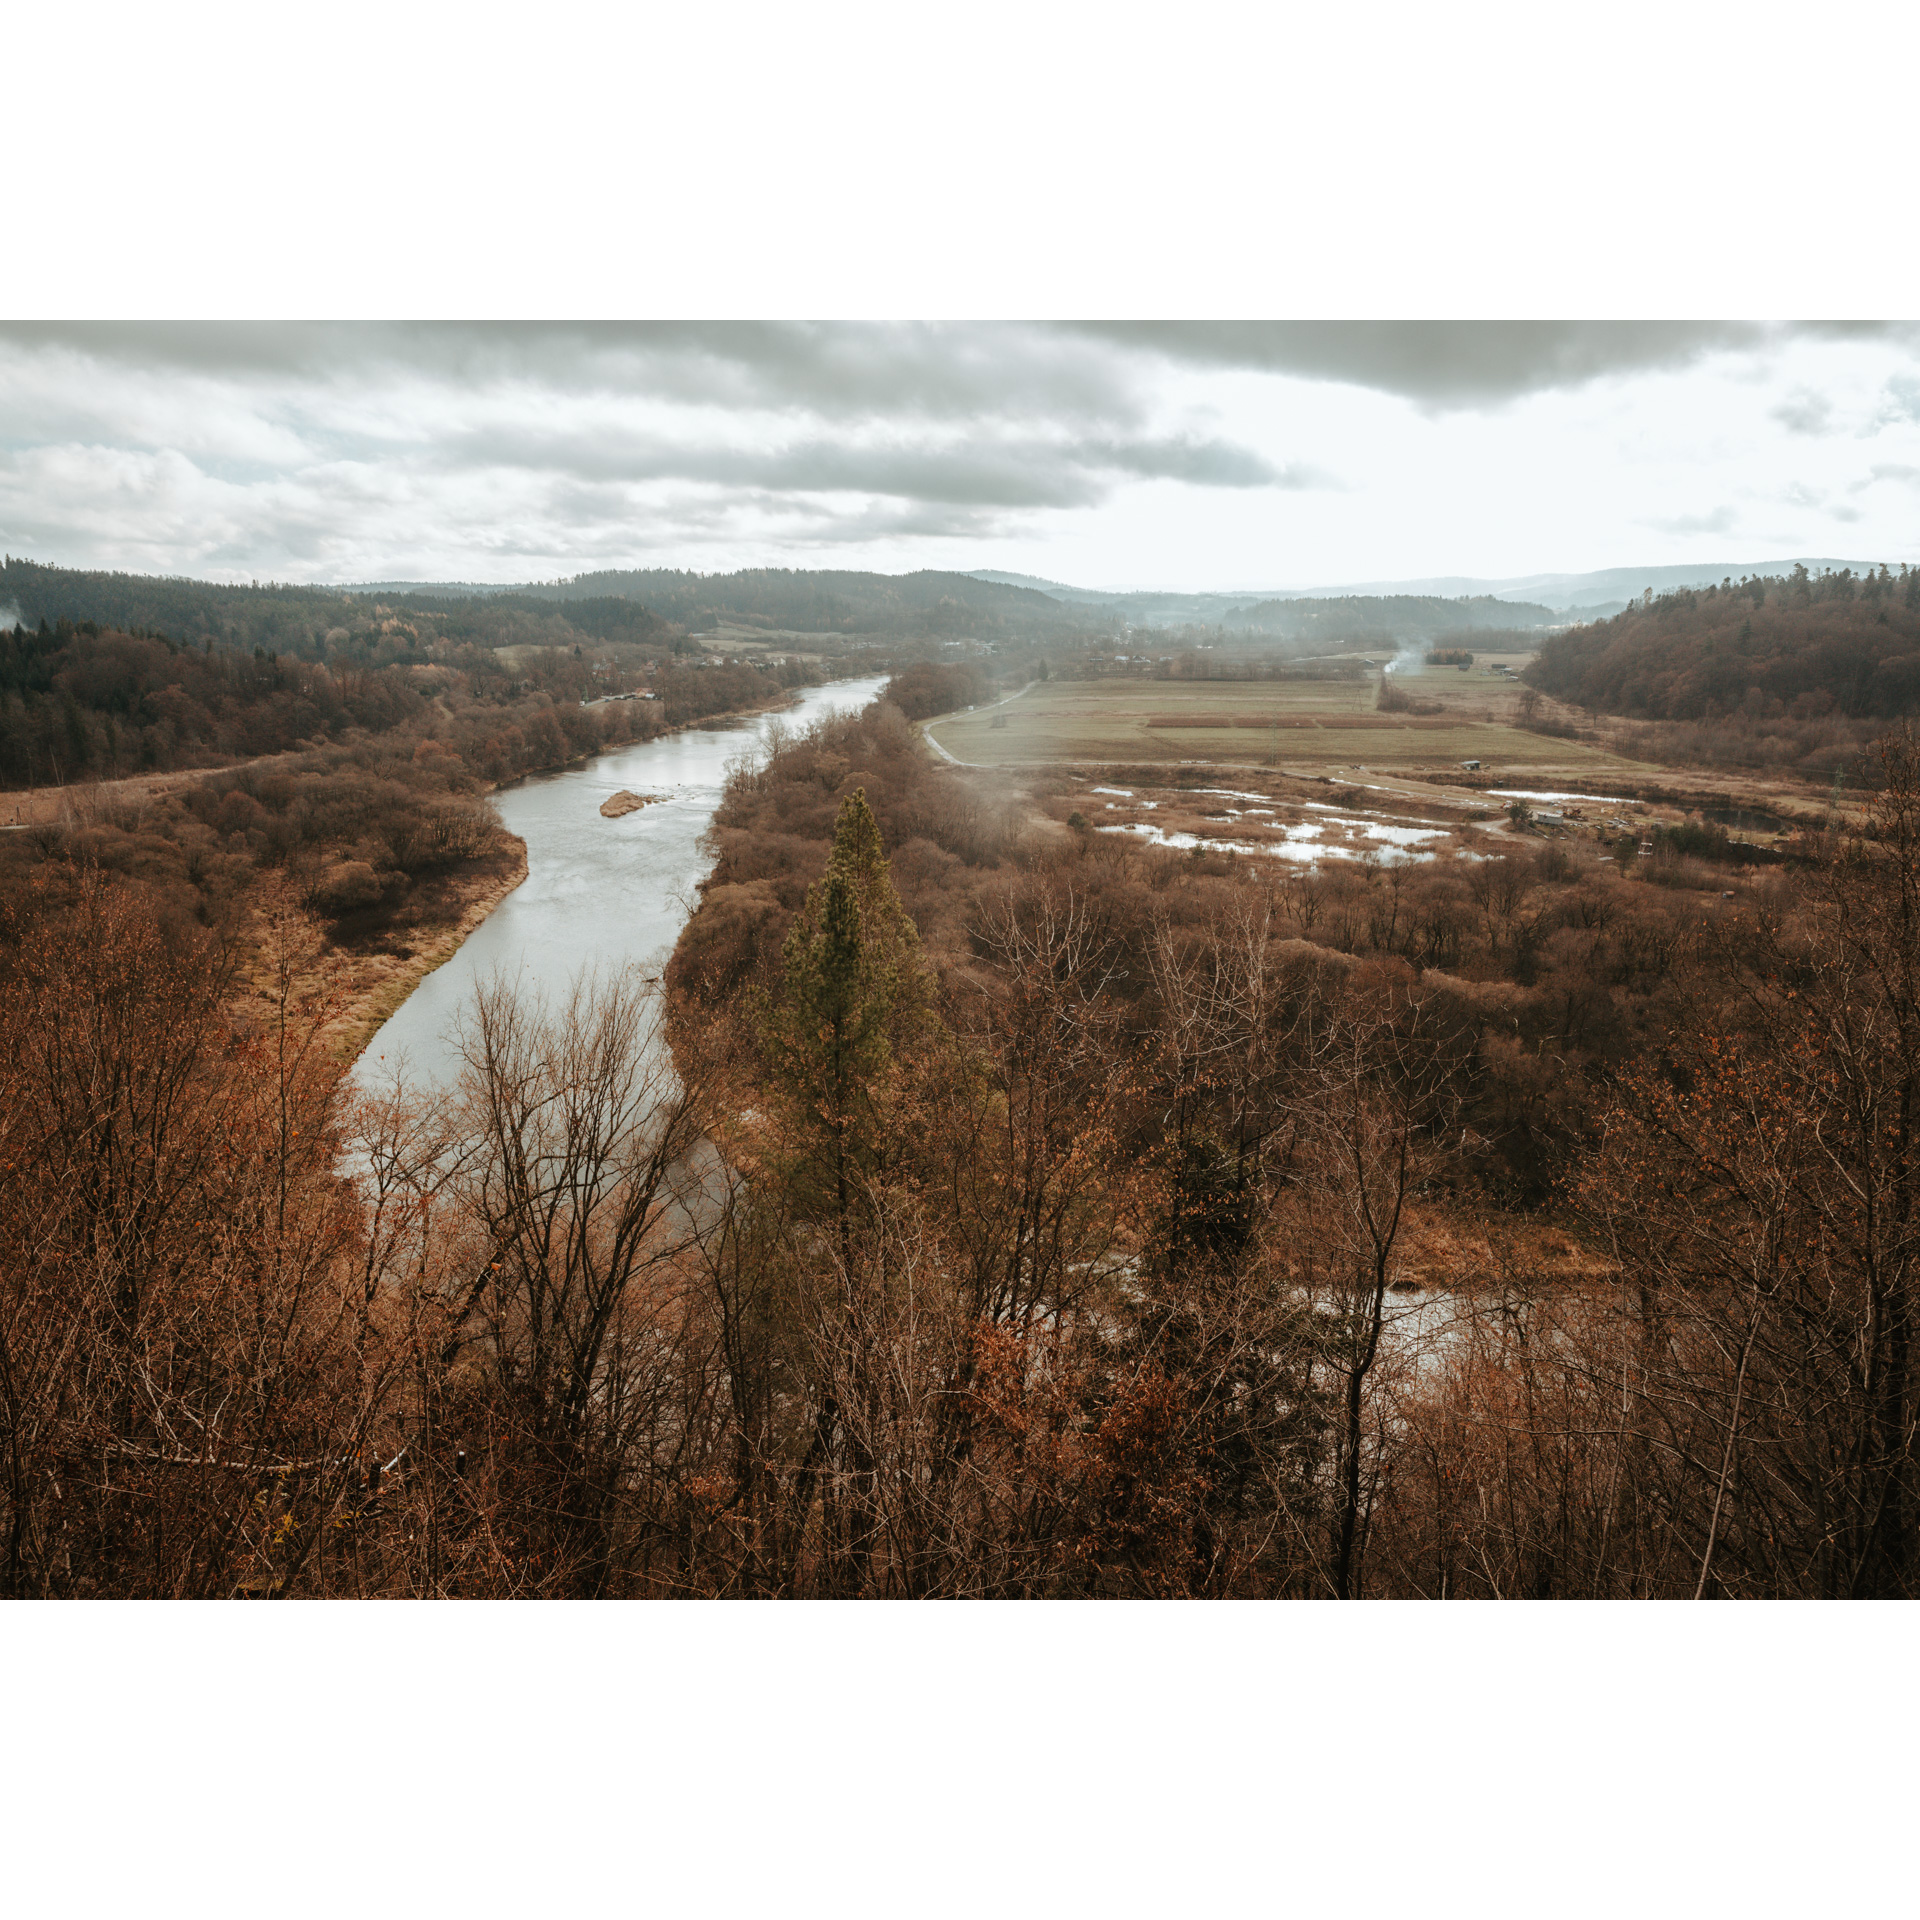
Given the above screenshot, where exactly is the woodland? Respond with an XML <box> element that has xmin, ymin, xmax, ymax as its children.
<box><xmin>506</xmin><ymin>565</ymin><xmax>1080</xmax><ymax>637</ymax></box>
<box><xmin>0</xmin><ymin>611</ymin><xmax>821</xmax><ymax>1074</ymax></box>
<box><xmin>0</xmin><ymin>555</ymin><xmax>1119</xmax><ymax>793</ymax></box>
<box><xmin>0</xmin><ymin>610</ymin><xmax>817</xmax><ymax>789</ymax></box>
<box><xmin>1226</xmin><ymin>592</ymin><xmax>1557</xmax><ymax>643</ymax></box>
<box><xmin>1527</xmin><ymin>564</ymin><xmax>1920</xmax><ymax>724</ymax></box>
<box><xmin>6</xmin><ymin>649</ymin><xmax>1919</xmax><ymax>1596</ymax></box>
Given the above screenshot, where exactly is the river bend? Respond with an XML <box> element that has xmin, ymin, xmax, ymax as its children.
<box><xmin>352</xmin><ymin>676</ymin><xmax>889</xmax><ymax>1095</ymax></box>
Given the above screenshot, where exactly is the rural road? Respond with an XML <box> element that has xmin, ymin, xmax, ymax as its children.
<box><xmin>922</xmin><ymin>681</ymin><xmax>1037</xmax><ymax>766</ymax></box>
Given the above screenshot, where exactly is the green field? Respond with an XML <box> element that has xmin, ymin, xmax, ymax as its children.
<box><xmin>928</xmin><ymin>677</ymin><xmax>1654</xmax><ymax>779</ymax></box>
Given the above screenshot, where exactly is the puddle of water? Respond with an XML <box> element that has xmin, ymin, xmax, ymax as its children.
<box><xmin>1357</xmin><ymin>821</ymin><xmax>1448</xmax><ymax>847</ymax></box>
<box><xmin>1298</xmin><ymin>809</ymin><xmax>1451</xmax><ymax>846</ymax></box>
<box><xmin>1093</xmin><ymin>781</ymin><xmax>1467</xmax><ymax>870</ymax></box>
<box><xmin>1098</xmin><ymin>822</ymin><xmax>1438</xmax><ymax>866</ymax></box>
<box><xmin>1490</xmin><ymin>788</ymin><xmax>1629</xmax><ymax>805</ymax></box>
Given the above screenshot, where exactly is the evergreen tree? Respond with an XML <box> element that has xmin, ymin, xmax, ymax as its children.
<box><xmin>759</xmin><ymin>788</ymin><xmax>931</xmax><ymax>1248</ymax></box>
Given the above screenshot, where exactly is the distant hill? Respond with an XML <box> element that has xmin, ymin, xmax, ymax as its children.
<box><xmin>1227</xmin><ymin>592</ymin><xmax>1560</xmax><ymax>644</ymax></box>
<box><xmin>962</xmin><ymin>568</ymin><xmax>1085</xmax><ymax>596</ymax></box>
<box><xmin>510</xmin><ymin>567</ymin><xmax>1079</xmax><ymax>636</ymax></box>
<box><xmin>965</xmin><ymin>557</ymin><xmax>1908</xmax><ymax>626</ymax></box>
<box><xmin>348</xmin><ymin>566</ymin><xmax>1086</xmax><ymax>640</ymax></box>
<box><xmin>964</xmin><ymin>570</ymin><xmax>1275</xmax><ymax>624</ymax></box>
<box><xmin>2</xmin><ymin>556</ymin><xmax>362</xmax><ymax>656</ymax></box>
<box><xmin>1376</xmin><ymin>558</ymin><xmax>1887</xmax><ymax>612</ymax></box>
<box><xmin>0</xmin><ymin>557</ymin><xmax>671</xmax><ymax>662</ymax></box>
<box><xmin>345</xmin><ymin>580</ymin><xmax>518</xmax><ymax>599</ymax></box>
<box><xmin>1525</xmin><ymin>564</ymin><xmax>1920</xmax><ymax>721</ymax></box>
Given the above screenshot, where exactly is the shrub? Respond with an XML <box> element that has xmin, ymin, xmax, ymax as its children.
<box><xmin>311</xmin><ymin>859</ymin><xmax>385</xmax><ymax>913</ymax></box>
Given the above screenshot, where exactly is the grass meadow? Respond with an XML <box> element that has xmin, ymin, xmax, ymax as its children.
<box><xmin>927</xmin><ymin>672</ymin><xmax>1657</xmax><ymax>781</ymax></box>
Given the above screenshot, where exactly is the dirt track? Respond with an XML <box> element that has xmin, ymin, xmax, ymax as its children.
<box><xmin>1</xmin><ymin>757</ymin><xmax>283</xmax><ymax>830</ymax></box>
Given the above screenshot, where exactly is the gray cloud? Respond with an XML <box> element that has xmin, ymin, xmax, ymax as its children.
<box><xmin>1069</xmin><ymin>321</ymin><xmax>1920</xmax><ymax>410</ymax></box>
<box><xmin>1772</xmin><ymin>388</ymin><xmax>1836</xmax><ymax>435</ymax></box>
<box><xmin>4</xmin><ymin>321</ymin><xmax>1918</xmax><ymax>582</ymax></box>
<box><xmin>15</xmin><ymin>320</ymin><xmax>1896</xmax><ymax>426</ymax></box>
<box><xmin>1065</xmin><ymin>321</ymin><xmax>1776</xmax><ymax>408</ymax></box>
<box><xmin>1644</xmin><ymin>506</ymin><xmax>1741</xmax><ymax>536</ymax></box>
<box><xmin>0</xmin><ymin>323</ymin><xmax>1327</xmax><ymax>535</ymax></box>
<box><xmin>0</xmin><ymin>322</ymin><xmax>1151</xmax><ymax>431</ymax></box>
<box><xmin>426</xmin><ymin>425</ymin><xmax>1317</xmax><ymax>508</ymax></box>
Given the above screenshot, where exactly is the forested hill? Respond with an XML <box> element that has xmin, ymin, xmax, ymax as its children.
<box><xmin>501</xmin><ymin>566</ymin><xmax>1077</xmax><ymax>636</ymax></box>
<box><xmin>2</xmin><ymin>557</ymin><xmax>1087</xmax><ymax>653</ymax></box>
<box><xmin>1525</xmin><ymin>564</ymin><xmax>1920</xmax><ymax>720</ymax></box>
<box><xmin>0</xmin><ymin>610</ymin><xmax>818</xmax><ymax>789</ymax></box>
<box><xmin>1225</xmin><ymin>592</ymin><xmax>1558</xmax><ymax>643</ymax></box>
<box><xmin>1</xmin><ymin>558</ymin><xmax>667</xmax><ymax>662</ymax></box>
<box><xmin>2</xmin><ymin>557</ymin><xmax>365</xmax><ymax>658</ymax></box>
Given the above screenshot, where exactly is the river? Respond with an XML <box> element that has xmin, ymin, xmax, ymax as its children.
<box><xmin>352</xmin><ymin>675</ymin><xmax>891</xmax><ymax>1095</ymax></box>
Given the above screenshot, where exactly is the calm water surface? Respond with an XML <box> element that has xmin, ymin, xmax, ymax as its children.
<box><xmin>353</xmin><ymin>676</ymin><xmax>889</xmax><ymax>1094</ymax></box>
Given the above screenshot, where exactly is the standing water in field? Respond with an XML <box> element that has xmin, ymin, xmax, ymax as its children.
<box><xmin>352</xmin><ymin>676</ymin><xmax>889</xmax><ymax>1096</ymax></box>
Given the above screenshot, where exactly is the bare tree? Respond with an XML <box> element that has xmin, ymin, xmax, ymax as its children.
<box><xmin>448</xmin><ymin>969</ymin><xmax>718</xmax><ymax>1595</ymax></box>
<box><xmin>1289</xmin><ymin>970</ymin><xmax>1465</xmax><ymax>1598</ymax></box>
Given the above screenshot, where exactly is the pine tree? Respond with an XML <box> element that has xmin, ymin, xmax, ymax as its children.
<box><xmin>759</xmin><ymin>788</ymin><xmax>930</xmax><ymax>1246</ymax></box>
<box><xmin>755</xmin><ymin>788</ymin><xmax>934</xmax><ymax>1588</ymax></box>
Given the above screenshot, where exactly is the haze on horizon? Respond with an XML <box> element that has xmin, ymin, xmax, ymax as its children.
<box><xmin>2</xmin><ymin>321</ymin><xmax>1918</xmax><ymax>594</ymax></box>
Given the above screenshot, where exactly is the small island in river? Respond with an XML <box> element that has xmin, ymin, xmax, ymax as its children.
<box><xmin>600</xmin><ymin>789</ymin><xmax>666</xmax><ymax>818</ymax></box>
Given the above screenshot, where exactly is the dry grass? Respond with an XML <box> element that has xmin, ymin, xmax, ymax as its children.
<box><xmin>330</xmin><ymin>843</ymin><xmax>530</xmax><ymax>1060</ymax></box>
<box><xmin>931</xmin><ymin>677</ymin><xmax>1657</xmax><ymax>779</ymax></box>
<box><xmin>1147</xmin><ymin>714</ymin><xmax>1467</xmax><ymax>731</ymax></box>
<box><xmin>675</xmin><ymin>631</ymin><xmax>835</xmax><ymax>668</ymax></box>
<box><xmin>225</xmin><ymin>843</ymin><xmax>532</xmax><ymax>1064</ymax></box>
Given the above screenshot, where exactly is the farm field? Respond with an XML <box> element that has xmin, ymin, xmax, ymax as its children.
<box><xmin>691</xmin><ymin>624</ymin><xmax>866</xmax><ymax>657</ymax></box>
<box><xmin>928</xmin><ymin>673</ymin><xmax>1659</xmax><ymax>783</ymax></box>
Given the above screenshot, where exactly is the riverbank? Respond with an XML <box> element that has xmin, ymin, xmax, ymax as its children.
<box><xmin>324</xmin><ymin>839</ymin><xmax>530</xmax><ymax>1061</ymax></box>
<box><xmin>349</xmin><ymin>676</ymin><xmax>892</xmax><ymax>1090</ymax></box>
<box><xmin>312</xmin><ymin>689</ymin><xmax>818</xmax><ymax>1065</ymax></box>
<box><xmin>333</xmin><ymin>689</ymin><xmax>804</xmax><ymax>1061</ymax></box>
<box><xmin>1</xmin><ymin>684</ymin><xmax>812</xmax><ymax>833</ymax></box>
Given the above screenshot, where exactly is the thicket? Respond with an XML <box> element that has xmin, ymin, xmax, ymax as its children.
<box><xmin>880</xmin><ymin>660</ymin><xmax>999</xmax><ymax>720</ymax></box>
<box><xmin>0</xmin><ymin>652</ymin><xmax>807</xmax><ymax>965</ymax></box>
<box><xmin>650</xmin><ymin>711</ymin><xmax>1920</xmax><ymax>1596</ymax></box>
<box><xmin>10</xmin><ymin>700</ymin><xmax>1920</xmax><ymax>1598</ymax></box>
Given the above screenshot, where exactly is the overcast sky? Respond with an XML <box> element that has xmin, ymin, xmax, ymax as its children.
<box><xmin>3</xmin><ymin>321</ymin><xmax>1917</xmax><ymax>592</ymax></box>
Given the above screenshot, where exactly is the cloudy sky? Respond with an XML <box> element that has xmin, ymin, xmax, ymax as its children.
<box><xmin>3</xmin><ymin>321</ymin><xmax>1918</xmax><ymax>591</ymax></box>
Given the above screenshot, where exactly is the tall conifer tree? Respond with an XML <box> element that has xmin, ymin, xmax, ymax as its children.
<box><xmin>760</xmin><ymin>787</ymin><xmax>929</xmax><ymax>1245</ymax></box>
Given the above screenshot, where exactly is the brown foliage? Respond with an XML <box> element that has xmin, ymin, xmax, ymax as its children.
<box><xmin>12</xmin><ymin>688</ymin><xmax>1920</xmax><ymax>1598</ymax></box>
